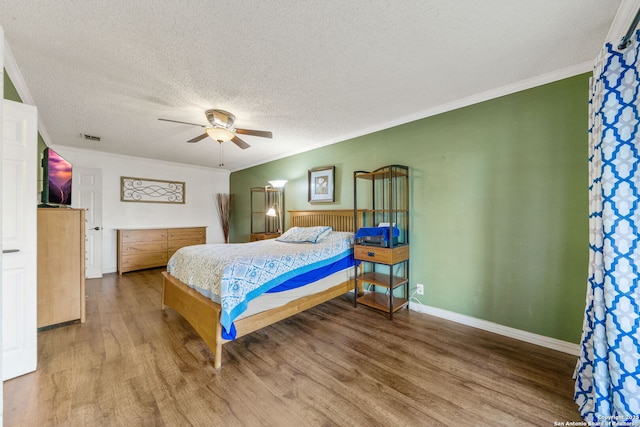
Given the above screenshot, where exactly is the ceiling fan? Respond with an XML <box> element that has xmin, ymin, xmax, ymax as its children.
<box><xmin>158</xmin><ymin>109</ymin><xmax>273</xmax><ymax>149</ymax></box>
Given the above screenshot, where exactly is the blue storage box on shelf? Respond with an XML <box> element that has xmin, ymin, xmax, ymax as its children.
<box><xmin>354</xmin><ymin>226</ymin><xmax>400</xmax><ymax>247</ymax></box>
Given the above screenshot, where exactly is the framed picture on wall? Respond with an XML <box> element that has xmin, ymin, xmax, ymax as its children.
<box><xmin>308</xmin><ymin>166</ymin><xmax>335</xmax><ymax>203</ymax></box>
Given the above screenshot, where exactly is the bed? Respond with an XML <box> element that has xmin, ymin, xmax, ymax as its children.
<box><xmin>161</xmin><ymin>209</ymin><xmax>362</xmax><ymax>368</ymax></box>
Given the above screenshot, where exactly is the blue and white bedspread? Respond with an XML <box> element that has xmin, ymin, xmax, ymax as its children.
<box><xmin>166</xmin><ymin>231</ymin><xmax>354</xmax><ymax>340</ymax></box>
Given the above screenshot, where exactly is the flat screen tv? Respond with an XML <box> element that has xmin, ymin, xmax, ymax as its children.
<box><xmin>40</xmin><ymin>147</ymin><xmax>73</xmax><ymax>207</ymax></box>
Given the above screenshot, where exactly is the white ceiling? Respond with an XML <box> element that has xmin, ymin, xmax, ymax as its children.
<box><xmin>0</xmin><ymin>1</ymin><xmax>624</xmax><ymax>171</ymax></box>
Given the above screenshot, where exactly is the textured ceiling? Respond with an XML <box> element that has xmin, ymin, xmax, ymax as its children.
<box><xmin>0</xmin><ymin>0</ymin><xmax>622</xmax><ymax>171</ymax></box>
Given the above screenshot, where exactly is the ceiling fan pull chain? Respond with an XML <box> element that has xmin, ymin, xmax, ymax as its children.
<box><xmin>219</xmin><ymin>143</ymin><xmax>224</xmax><ymax>167</ymax></box>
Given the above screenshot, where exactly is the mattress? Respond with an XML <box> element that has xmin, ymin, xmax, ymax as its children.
<box><xmin>236</xmin><ymin>266</ymin><xmax>354</xmax><ymax>320</ymax></box>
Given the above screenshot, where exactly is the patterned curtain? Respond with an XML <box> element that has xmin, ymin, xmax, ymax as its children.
<box><xmin>574</xmin><ymin>30</ymin><xmax>640</xmax><ymax>421</ymax></box>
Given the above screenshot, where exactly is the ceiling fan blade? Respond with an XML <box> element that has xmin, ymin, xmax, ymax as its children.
<box><xmin>158</xmin><ymin>118</ymin><xmax>206</xmax><ymax>128</ymax></box>
<box><xmin>235</xmin><ymin>128</ymin><xmax>273</xmax><ymax>138</ymax></box>
<box><xmin>187</xmin><ymin>133</ymin><xmax>209</xmax><ymax>143</ymax></box>
<box><xmin>232</xmin><ymin>136</ymin><xmax>250</xmax><ymax>149</ymax></box>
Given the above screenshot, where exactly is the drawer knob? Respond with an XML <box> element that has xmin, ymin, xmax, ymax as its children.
<box><xmin>368</xmin><ymin>252</ymin><xmax>375</xmax><ymax>257</ymax></box>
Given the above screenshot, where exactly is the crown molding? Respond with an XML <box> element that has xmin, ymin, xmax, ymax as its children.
<box><xmin>233</xmin><ymin>61</ymin><xmax>593</xmax><ymax>172</ymax></box>
<box><xmin>606</xmin><ymin>0</ymin><xmax>640</xmax><ymax>47</ymax></box>
<box><xmin>51</xmin><ymin>144</ymin><xmax>230</xmax><ymax>174</ymax></box>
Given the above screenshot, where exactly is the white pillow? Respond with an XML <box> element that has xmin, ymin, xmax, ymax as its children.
<box><xmin>276</xmin><ymin>226</ymin><xmax>333</xmax><ymax>243</ymax></box>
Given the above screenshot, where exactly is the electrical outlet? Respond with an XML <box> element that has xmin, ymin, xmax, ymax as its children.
<box><xmin>416</xmin><ymin>283</ymin><xmax>424</xmax><ymax>296</ymax></box>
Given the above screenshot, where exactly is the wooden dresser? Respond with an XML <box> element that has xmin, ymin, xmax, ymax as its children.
<box><xmin>37</xmin><ymin>208</ymin><xmax>86</xmax><ymax>329</ymax></box>
<box><xmin>117</xmin><ymin>226</ymin><xmax>206</xmax><ymax>275</ymax></box>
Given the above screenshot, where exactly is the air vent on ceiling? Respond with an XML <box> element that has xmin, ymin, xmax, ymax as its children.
<box><xmin>81</xmin><ymin>133</ymin><xmax>101</xmax><ymax>142</ymax></box>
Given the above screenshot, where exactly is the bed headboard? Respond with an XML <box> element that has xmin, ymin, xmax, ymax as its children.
<box><xmin>288</xmin><ymin>210</ymin><xmax>362</xmax><ymax>232</ymax></box>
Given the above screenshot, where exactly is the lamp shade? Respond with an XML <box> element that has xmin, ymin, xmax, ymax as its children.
<box><xmin>266</xmin><ymin>207</ymin><xmax>277</xmax><ymax>217</ymax></box>
<box><xmin>268</xmin><ymin>180</ymin><xmax>288</xmax><ymax>188</ymax></box>
<box><xmin>206</xmin><ymin>127</ymin><xmax>235</xmax><ymax>142</ymax></box>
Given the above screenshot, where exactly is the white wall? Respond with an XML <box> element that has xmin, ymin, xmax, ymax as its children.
<box><xmin>50</xmin><ymin>146</ymin><xmax>229</xmax><ymax>274</ymax></box>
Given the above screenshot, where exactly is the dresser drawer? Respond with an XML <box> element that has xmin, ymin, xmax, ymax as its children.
<box><xmin>168</xmin><ymin>227</ymin><xmax>206</xmax><ymax>240</ymax></box>
<box><xmin>167</xmin><ymin>238</ymin><xmax>205</xmax><ymax>258</ymax></box>
<box><xmin>120</xmin><ymin>229</ymin><xmax>167</xmax><ymax>243</ymax></box>
<box><xmin>121</xmin><ymin>241</ymin><xmax>167</xmax><ymax>254</ymax></box>
<box><xmin>168</xmin><ymin>237</ymin><xmax>205</xmax><ymax>251</ymax></box>
<box><xmin>120</xmin><ymin>252</ymin><xmax>168</xmax><ymax>271</ymax></box>
<box><xmin>354</xmin><ymin>245</ymin><xmax>409</xmax><ymax>265</ymax></box>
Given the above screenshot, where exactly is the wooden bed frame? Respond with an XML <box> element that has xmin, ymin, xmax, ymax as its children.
<box><xmin>161</xmin><ymin>209</ymin><xmax>361</xmax><ymax>368</ymax></box>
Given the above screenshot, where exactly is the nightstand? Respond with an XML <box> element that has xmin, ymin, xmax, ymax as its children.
<box><xmin>249</xmin><ymin>232</ymin><xmax>281</xmax><ymax>242</ymax></box>
<box><xmin>353</xmin><ymin>165</ymin><xmax>410</xmax><ymax>319</ymax></box>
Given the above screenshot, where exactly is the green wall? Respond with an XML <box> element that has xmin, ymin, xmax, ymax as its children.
<box><xmin>4</xmin><ymin>68</ymin><xmax>21</xmax><ymax>102</ymax></box>
<box><xmin>230</xmin><ymin>73</ymin><xmax>589</xmax><ymax>343</ymax></box>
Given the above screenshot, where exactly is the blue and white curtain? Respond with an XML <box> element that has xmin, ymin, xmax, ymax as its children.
<box><xmin>574</xmin><ymin>30</ymin><xmax>640</xmax><ymax>421</ymax></box>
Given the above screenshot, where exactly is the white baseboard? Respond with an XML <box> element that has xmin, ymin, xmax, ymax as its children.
<box><xmin>409</xmin><ymin>302</ymin><xmax>580</xmax><ymax>356</ymax></box>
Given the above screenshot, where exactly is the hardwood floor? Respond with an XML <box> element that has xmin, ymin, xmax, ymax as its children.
<box><xmin>4</xmin><ymin>268</ymin><xmax>582</xmax><ymax>426</ymax></box>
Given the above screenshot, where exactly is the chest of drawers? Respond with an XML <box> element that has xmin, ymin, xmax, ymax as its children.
<box><xmin>117</xmin><ymin>226</ymin><xmax>206</xmax><ymax>274</ymax></box>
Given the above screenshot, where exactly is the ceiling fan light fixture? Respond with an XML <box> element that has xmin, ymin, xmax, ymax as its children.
<box><xmin>160</xmin><ymin>109</ymin><xmax>271</xmax><ymax>150</ymax></box>
<box><xmin>206</xmin><ymin>127</ymin><xmax>235</xmax><ymax>142</ymax></box>
<box><xmin>206</xmin><ymin>109</ymin><xmax>236</xmax><ymax>129</ymax></box>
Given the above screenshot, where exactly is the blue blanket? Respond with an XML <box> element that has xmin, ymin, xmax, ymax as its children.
<box><xmin>266</xmin><ymin>254</ymin><xmax>354</xmax><ymax>293</ymax></box>
<box><xmin>166</xmin><ymin>231</ymin><xmax>354</xmax><ymax>340</ymax></box>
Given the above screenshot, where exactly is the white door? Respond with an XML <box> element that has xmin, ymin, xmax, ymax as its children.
<box><xmin>0</xmin><ymin>28</ymin><xmax>4</xmax><ymax>423</ymax></box>
<box><xmin>72</xmin><ymin>167</ymin><xmax>103</xmax><ymax>278</ymax></box>
<box><xmin>2</xmin><ymin>100</ymin><xmax>37</xmax><ymax>380</ymax></box>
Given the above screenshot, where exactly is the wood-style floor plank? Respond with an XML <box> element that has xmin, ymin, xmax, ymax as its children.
<box><xmin>4</xmin><ymin>268</ymin><xmax>582</xmax><ymax>426</ymax></box>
